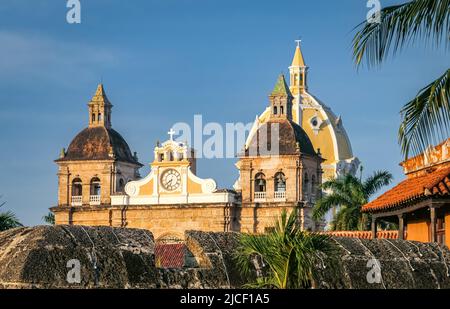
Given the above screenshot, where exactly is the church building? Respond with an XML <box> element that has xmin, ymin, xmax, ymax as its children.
<box><xmin>244</xmin><ymin>41</ymin><xmax>359</xmax><ymax>182</ymax></box>
<box><xmin>236</xmin><ymin>74</ymin><xmax>324</xmax><ymax>232</ymax></box>
<box><xmin>52</xmin><ymin>43</ymin><xmax>358</xmax><ymax>238</ymax></box>
<box><xmin>53</xmin><ymin>84</ymin><xmax>142</xmax><ymax>218</ymax></box>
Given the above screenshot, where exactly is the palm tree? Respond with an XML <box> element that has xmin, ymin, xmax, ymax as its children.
<box><xmin>0</xmin><ymin>196</ymin><xmax>23</xmax><ymax>232</ymax></box>
<box><xmin>42</xmin><ymin>212</ymin><xmax>55</xmax><ymax>225</ymax></box>
<box><xmin>313</xmin><ymin>171</ymin><xmax>393</xmax><ymax>231</ymax></box>
<box><xmin>353</xmin><ymin>0</ymin><xmax>450</xmax><ymax>159</ymax></box>
<box><xmin>234</xmin><ymin>208</ymin><xmax>336</xmax><ymax>289</ymax></box>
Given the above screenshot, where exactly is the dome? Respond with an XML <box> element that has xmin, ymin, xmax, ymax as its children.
<box><xmin>245</xmin><ymin>118</ymin><xmax>316</xmax><ymax>156</ymax></box>
<box><xmin>57</xmin><ymin>126</ymin><xmax>141</xmax><ymax>165</ymax></box>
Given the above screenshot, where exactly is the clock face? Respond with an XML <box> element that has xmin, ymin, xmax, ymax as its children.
<box><xmin>160</xmin><ymin>169</ymin><xmax>182</xmax><ymax>191</ymax></box>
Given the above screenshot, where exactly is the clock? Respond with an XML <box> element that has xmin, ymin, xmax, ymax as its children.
<box><xmin>160</xmin><ymin>169</ymin><xmax>182</xmax><ymax>191</ymax></box>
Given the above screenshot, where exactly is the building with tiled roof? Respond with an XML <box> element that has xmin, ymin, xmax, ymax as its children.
<box><xmin>53</xmin><ymin>84</ymin><xmax>142</xmax><ymax>211</ymax></box>
<box><xmin>362</xmin><ymin>139</ymin><xmax>450</xmax><ymax>247</ymax></box>
<box><xmin>245</xmin><ymin>42</ymin><xmax>360</xmax><ymax>181</ymax></box>
<box><xmin>51</xmin><ymin>43</ymin><xmax>347</xmax><ymax>238</ymax></box>
<box><xmin>236</xmin><ymin>74</ymin><xmax>324</xmax><ymax>232</ymax></box>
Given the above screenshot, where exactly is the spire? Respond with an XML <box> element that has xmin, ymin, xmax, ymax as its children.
<box><xmin>291</xmin><ymin>40</ymin><xmax>306</xmax><ymax>67</ymax></box>
<box><xmin>90</xmin><ymin>84</ymin><xmax>112</xmax><ymax>106</ymax></box>
<box><xmin>88</xmin><ymin>83</ymin><xmax>113</xmax><ymax>128</ymax></box>
<box><xmin>289</xmin><ymin>40</ymin><xmax>308</xmax><ymax>95</ymax></box>
<box><xmin>269</xmin><ymin>74</ymin><xmax>293</xmax><ymax>120</ymax></box>
<box><xmin>271</xmin><ymin>74</ymin><xmax>293</xmax><ymax>97</ymax></box>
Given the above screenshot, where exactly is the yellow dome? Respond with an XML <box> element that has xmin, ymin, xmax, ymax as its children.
<box><xmin>245</xmin><ymin>43</ymin><xmax>359</xmax><ymax>180</ymax></box>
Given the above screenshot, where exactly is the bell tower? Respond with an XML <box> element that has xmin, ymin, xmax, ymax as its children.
<box><xmin>289</xmin><ymin>40</ymin><xmax>308</xmax><ymax>125</ymax></box>
<box><xmin>269</xmin><ymin>74</ymin><xmax>293</xmax><ymax>120</ymax></box>
<box><xmin>289</xmin><ymin>40</ymin><xmax>308</xmax><ymax>95</ymax></box>
<box><xmin>88</xmin><ymin>84</ymin><xmax>112</xmax><ymax>128</ymax></box>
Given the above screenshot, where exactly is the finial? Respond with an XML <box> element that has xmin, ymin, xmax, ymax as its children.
<box><xmin>60</xmin><ymin>148</ymin><xmax>66</xmax><ymax>159</ymax></box>
<box><xmin>295</xmin><ymin>38</ymin><xmax>302</xmax><ymax>48</ymax></box>
<box><xmin>168</xmin><ymin>128</ymin><xmax>176</xmax><ymax>141</ymax></box>
<box><xmin>156</xmin><ymin>140</ymin><xmax>161</xmax><ymax>147</ymax></box>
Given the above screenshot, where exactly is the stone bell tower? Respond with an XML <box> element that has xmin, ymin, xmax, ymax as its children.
<box><xmin>52</xmin><ymin>84</ymin><xmax>142</xmax><ymax>225</ymax></box>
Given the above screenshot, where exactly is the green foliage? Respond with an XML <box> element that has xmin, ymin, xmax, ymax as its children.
<box><xmin>0</xmin><ymin>196</ymin><xmax>23</xmax><ymax>232</ymax></box>
<box><xmin>353</xmin><ymin>0</ymin><xmax>450</xmax><ymax>158</ymax></box>
<box><xmin>313</xmin><ymin>171</ymin><xmax>393</xmax><ymax>231</ymax></box>
<box><xmin>399</xmin><ymin>69</ymin><xmax>450</xmax><ymax>158</ymax></box>
<box><xmin>234</xmin><ymin>209</ymin><xmax>337</xmax><ymax>289</ymax></box>
<box><xmin>42</xmin><ymin>212</ymin><xmax>55</xmax><ymax>225</ymax></box>
<box><xmin>0</xmin><ymin>211</ymin><xmax>23</xmax><ymax>231</ymax></box>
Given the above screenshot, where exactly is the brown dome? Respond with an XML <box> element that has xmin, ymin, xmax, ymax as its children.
<box><xmin>246</xmin><ymin>118</ymin><xmax>316</xmax><ymax>156</ymax></box>
<box><xmin>57</xmin><ymin>126</ymin><xmax>141</xmax><ymax>165</ymax></box>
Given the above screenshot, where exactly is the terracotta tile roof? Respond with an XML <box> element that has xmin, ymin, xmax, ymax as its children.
<box><xmin>155</xmin><ymin>243</ymin><xmax>185</xmax><ymax>269</ymax></box>
<box><xmin>362</xmin><ymin>166</ymin><xmax>450</xmax><ymax>213</ymax></box>
<box><xmin>323</xmin><ymin>231</ymin><xmax>399</xmax><ymax>239</ymax></box>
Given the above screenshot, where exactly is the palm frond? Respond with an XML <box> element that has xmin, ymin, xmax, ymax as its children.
<box><xmin>332</xmin><ymin>206</ymin><xmax>361</xmax><ymax>231</ymax></box>
<box><xmin>42</xmin><ymin>212</ymin><xmax>55</xmax><ymax>225</ymax></box>
<box><xmin>312</xmin><ymin>192</ymin><xmax>353</xmax><ymax>220</ymax></box>
<box><xmin>234</xmin><ymin>209</ymin><xmax>337</xmax><ymax>289</ymax></box>
<box><xmin>316</xmin><ymin>170</ymin><xmax>392</xmax><ymax>230</ymax></box>
<box><xmin>353</xmin><ymin>0</ymin><xmax>450</xmax><ymax>67</ymax></box>
<box><xmin>363</xmin><ymin>170</ymin><xmax>394</xmax><ymax>197</ymax></box>
<box><xmin>0</xmin><ymin>195</ymin><xmax>5</xmax><ymax>208</ymax></box>
<box><xmin>0</xmin><ymin>211</ymin><xmax>23</xmax><ymax>232</ymax></box>
<box><xmin>399</xmin><ymin>69</ymin><xmax>450</xmax><ymax>158</ymax></box>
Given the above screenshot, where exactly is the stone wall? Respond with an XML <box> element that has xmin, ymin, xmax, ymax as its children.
<box><xmin>53</xmin><ymin>204</ymin><xmax>235</xmax><ymax>240</ymax></box>
<box><xmin>0</xmin><ymin>226</ymin><xmax>449</xmax><ymax>289</ymax></box>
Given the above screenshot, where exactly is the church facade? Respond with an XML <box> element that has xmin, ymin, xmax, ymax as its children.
<box><xmin>244</xmin><ymin>42</ymin><xmax>359</xmax><ymax>181</ymax></box>
<box><xmin>52</xmin><ymin>43</ymin><xmax>358</xmax><ymax>239</ymax></box>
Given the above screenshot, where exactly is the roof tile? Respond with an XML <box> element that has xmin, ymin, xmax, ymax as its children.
<box><xmin>362</xmin><ymin>166</ymin><xmax>450</xmax><ymax>213</ymax></box>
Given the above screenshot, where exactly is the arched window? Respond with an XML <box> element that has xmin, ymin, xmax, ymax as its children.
<box><xmin>98</xmin><ymin>113</ymin><xmax>103</xmax><ymax>122</ymax></box>
<box><xmin>159</xmin><ymin>153</ymin><xmax>164</xmax><ymax>162</ymax></box>
<box><xmin>178</xmin><ymin>153</ymin><xmax>184</xmax><ymax>161</ymax></box>
<box><xmin>254</xmin><ymin>173</ymin><xmax>266</xmax><ymax>192</ymax></box>
<box><xmin>90</xmin><ymin>177</ymin><xmax>101</xmax><ymax>196</ymax></box>
<box><xmin>117</xmin><ymin>178</ymin><xmax>125</xmax><ymax>192</ymax></box>
<box><xmin>92</xmin><ymin>113</ymin><xmax>96</xmax><ymax>123</ymax></box>
<box><xmin>280</xmin><ymin>106</ymin><xmax>284</xmax><ymax>115</ymax></box>
<box><xmin>72</xmin><ymin>178</ymin><xmax>82</xmax><ymax>196</ymax></box>
<box><xmin>273</xmin><ymin>106</ymin><xmax>278</xmax><ymax>115</ymax></box>
<box><xmin>274</xmin><ymin>172</ymin><xmax>286</xmax><ymax>192</ymax></box>
<box><xmin>311</xmin><ymin>175</ymin><xmax>316</xmax><ymax>196</ymax></box>
<box><xmin>169</xmin><ymin>152</ymin><xmax>174</xmax><ymax>161</ymax></box>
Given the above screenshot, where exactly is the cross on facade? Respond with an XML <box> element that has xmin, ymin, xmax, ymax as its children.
<box><xmin>168</xmin><ymin>128</ymin><xmax>176</xmax><ymax>141</ymax></box>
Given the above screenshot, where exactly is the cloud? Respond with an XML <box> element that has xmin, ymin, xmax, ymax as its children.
<box><xmin>0</xmin><ymin>30</ymin><xmax>121</xmax><ymax>85</ymax></box>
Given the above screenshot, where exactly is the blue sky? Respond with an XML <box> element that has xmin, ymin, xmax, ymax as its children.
<box><xmin>0</xmin><ymin>0</ymin><xmax>448</xmax><ymax>226</ymax></box>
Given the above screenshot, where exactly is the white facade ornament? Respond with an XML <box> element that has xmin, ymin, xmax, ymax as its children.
<box><xmin>309</xmin><ymin>114</ymin><xmax>323</xmax><ymax>136</ymax></box>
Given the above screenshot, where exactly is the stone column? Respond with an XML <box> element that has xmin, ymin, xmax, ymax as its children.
<box><xmin>398</xmin><ymin>214</ymin><xmax>405</xmax><ymax>240</ymax></box>
<box><xmin>371</xmin><ymin>217</ymin><xmax>377</xmax><ymax>239</ymax></box>
<box><xmin>82</xmin><ymin>182</ymin><xmax>90</xmax><ymax>206</ymax></box>
<box><xmin>430</xmin><ymin>206</ymin><xmax>437</xmax><ymax>243</ymax></box>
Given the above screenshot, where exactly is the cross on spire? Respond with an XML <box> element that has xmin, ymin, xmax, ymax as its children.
<box><xmin>168</xmin><ymin>128</ymin><xmax>176</xmax><ymax>141</ymax></box>
<box><xmin>295</xmin><ymin>38</ymin><xmax>302</xmax><ymax>47</ymax></box>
